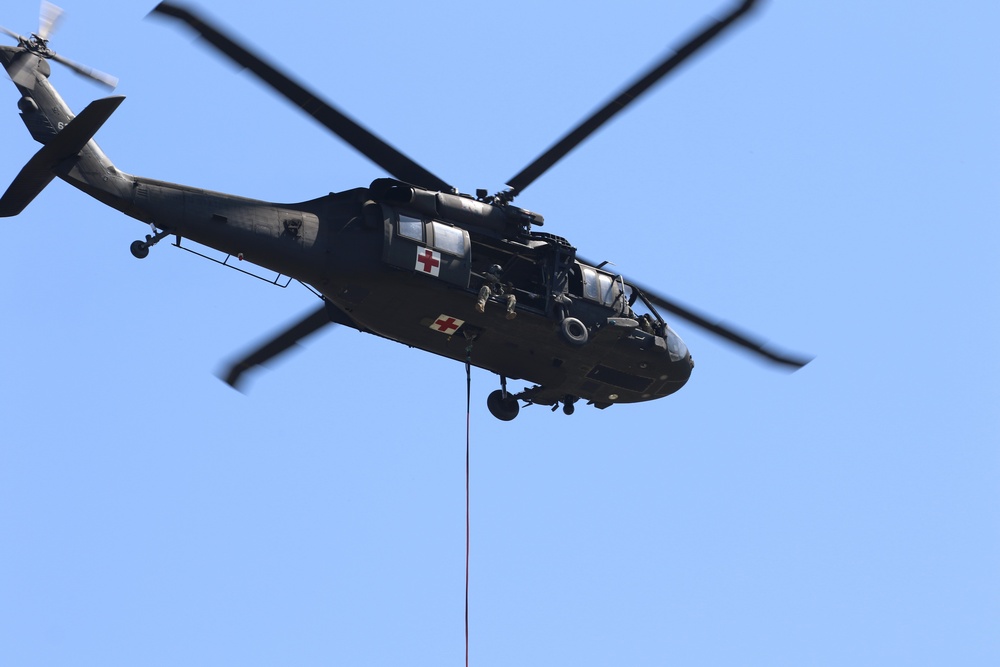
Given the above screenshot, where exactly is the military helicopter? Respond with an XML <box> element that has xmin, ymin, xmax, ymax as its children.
<box><xmin>0</xmin><ymin>0</ymin><xmax>809</xmax><ymax>420</ymax></box>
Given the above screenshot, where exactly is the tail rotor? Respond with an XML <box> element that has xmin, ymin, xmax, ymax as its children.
<box><xmin>37</xmin><ymin>1</ymin><xmax>63</xmax><ymax>42</ymax></box>
<box><xmin>1</xmin><ymin>1</ymin><xmax>117</xmax><ymax>89</ymax></box>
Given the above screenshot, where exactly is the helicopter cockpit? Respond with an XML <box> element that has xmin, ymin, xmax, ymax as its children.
<box><xmin>569</xmin><ymin>263</ymin><xmax>630</xmax><ymax>317</ymax></box>
<box><xmin>624</xmin><ymin>283</ymin><xmax>691</xmax><ymax>363</ymax></box>
<box><xmin>578</xmin><ymin>264</ymin><xmax>629</xmax><ymax>315</ymax></box>
<box><xmin>570</xmin><ymin>261</ymin><xmax>690</xmax><ymax>359</ymax></box>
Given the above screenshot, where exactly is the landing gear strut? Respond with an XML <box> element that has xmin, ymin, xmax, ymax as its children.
<box><xmin>130</xmin><ymin>225</ymin><xmax>170</xmax><ymax>259</ymax></box>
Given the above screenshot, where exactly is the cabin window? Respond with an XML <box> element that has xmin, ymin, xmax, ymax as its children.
<box><xmin>399</xmin><ymin>215</ymin><xmax>424</xmax><ymax>241</ymax></box>
<box><xmin>385</xmin><ymin>212</ymin><xmax>470</xmax><ymax>288</ymax></box>
<box><xmin>430</xmin><ymin>221</ymin><xmax>465</xmax><ymax>256</ymax></box>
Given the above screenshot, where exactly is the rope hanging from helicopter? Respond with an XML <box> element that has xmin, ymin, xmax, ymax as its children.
<box><xmin>464</xmin><ymin>337</ymin><xmax>474</xmax><ymax>667</ymax></box>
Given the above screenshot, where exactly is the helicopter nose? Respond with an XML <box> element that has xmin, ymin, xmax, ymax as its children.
<box><xmin>659</xmin><ymin>325</ymin><xmax>694</xmax><ymax>394</ymax></box>
<box><xmin>665</xmin><ymin>325</ymin><xmax>689</xmax><ymax>364</ymax></box>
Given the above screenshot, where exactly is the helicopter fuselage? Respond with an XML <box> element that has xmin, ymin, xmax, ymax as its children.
<box><xmin>0</xmin><ymin>44</ymin><xmax>693</xmax><ymax>412</ymax></box>
<box><xmin>126</xmin><ymin>175</ymin><xmax>695</xmax><ymax>409</ymax></box>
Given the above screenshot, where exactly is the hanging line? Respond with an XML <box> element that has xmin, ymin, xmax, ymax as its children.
<box><xmin>464</xmin><ymin>340</ymin><xmax>473</xmax><ymax>667</ymax></box>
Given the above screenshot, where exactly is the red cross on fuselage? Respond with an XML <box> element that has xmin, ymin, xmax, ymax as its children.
<box><xmin>417</xmin><ymin>249</ymin><xmax>440</xmax><ymax>273</ymax></box>
<box><xmin>434</xmin><ymin>316</ymin><xmax>461</xmax><ymax>333</ymax></box>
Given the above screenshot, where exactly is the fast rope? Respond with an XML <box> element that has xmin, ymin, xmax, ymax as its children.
<box><xmin>464</xmin><ymin>340</ymin><xmax>473</xmax><ymax>667</ymax></box>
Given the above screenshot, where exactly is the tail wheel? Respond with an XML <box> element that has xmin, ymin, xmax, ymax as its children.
<box><xmin>487</xmin><ymin>389</ymin><xmax>520</xmax><ymax>421</ymax></box>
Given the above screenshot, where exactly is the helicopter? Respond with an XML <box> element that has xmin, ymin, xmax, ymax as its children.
<box><xmin>0</xmin><ymin>0</ymin><xmax>810</xmax><ymax>421</ymax></box>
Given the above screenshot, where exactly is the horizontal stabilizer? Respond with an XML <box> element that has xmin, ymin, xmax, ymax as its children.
<box><xmin>0</xmin><ymin>95</ymin><xmax>124</xmax><ymax>217</ymax></box>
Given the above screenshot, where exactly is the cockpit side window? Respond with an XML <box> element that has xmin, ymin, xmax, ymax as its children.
<box><xmin>580</xmin><ymin>265</ymin><xmax>626</xmax><ymax>310</ymax></box>
<box><xmin>597</xmin><ymin>272</ymin><xmax>615</xmax><ymax>304</ymax></box>
<box><xmin>582</xmin><ymin>266</ymin><xmax>600</xmax><ymax>300</ymax></box>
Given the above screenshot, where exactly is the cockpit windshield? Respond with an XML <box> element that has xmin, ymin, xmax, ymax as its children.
<box><xmin>664</xmin><ymin>324</ymin><xmax>689</xmax><ymax>362</ymax></box>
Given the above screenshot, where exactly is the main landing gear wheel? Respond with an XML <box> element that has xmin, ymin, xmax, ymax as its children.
<box><xmin>487</xmin><ymin>389</ymin><xmax>520</xmax><ymax>421</ymax></box>
<box><xmin>129</xmin><ymin>240</ymin><xmax>149</xmax><ymax>259</ymax></box>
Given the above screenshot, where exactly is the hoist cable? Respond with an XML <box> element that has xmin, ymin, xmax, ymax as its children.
<box><xmin>464</xmin><ymin>342</ymin><xmax>473</xmax><ymax>667</ymax></box>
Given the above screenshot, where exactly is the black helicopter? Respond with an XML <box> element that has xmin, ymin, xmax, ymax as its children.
<box><xmin>0</xmin><ymin>0</ymin><xmax>809</xmax><ymax>420</ymax></box>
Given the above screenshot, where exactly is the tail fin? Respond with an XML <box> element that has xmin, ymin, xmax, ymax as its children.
<box><xmin>0</xmin><ymin>95</ymin><xmax>123</xmax><ymax>217</ymax></box>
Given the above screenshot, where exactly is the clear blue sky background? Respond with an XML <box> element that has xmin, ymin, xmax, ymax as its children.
<box><xmin>1</xmin><ymin>1</ymin><xmax>997</xmax><ymax>665</ymax></box>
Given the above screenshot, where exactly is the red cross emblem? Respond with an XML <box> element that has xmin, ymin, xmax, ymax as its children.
<box><xmin>415</xmin><ymin>247</ymin><xmax>441</xmax><ymax>276</ymax></box>
<box><xmin>430</xmin><ymin>315</ymin><xmax>464</xmax><ymax>334</ymax></box>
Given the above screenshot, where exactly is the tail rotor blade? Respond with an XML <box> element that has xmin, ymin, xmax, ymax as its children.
<box><xmin>1</xmin><ymin>25</ymin><xmax>24</xmax><ymax>43</ymax></box>
<box><xmin>2</xmin><ymin>5</ymin><xmax>117</xmax><ymax>89</ymax></box>
<box><xmin>50</xmin><ymin>51</ymin><xmax>118</xmax><ymax>89</ymax></box>
<box><xmin>38</xmin><ymin>1</ymin><xmax>64</xmax><ymax>42</ymax></box>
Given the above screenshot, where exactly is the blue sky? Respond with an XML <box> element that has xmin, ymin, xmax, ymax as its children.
<box><xmin>1</xmin><ymin>1</ymin><xmax>997</xmax><ymax>665</ymax></box>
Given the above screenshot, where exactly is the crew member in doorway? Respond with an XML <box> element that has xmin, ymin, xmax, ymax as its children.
<box><xmin>476</xmin><ymin>264</ymin><xmax>516</xmax><ymax>319</ymax></box>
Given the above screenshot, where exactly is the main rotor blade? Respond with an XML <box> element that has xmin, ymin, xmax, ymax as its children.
<box><xmin>644</xmin><ymin>287</ymin><xmax>810</xmax><ymax>369</ymax></box>
<box><xmin>222</xmin><ymin>302</ymin><xmax>335</xmax><ymax>390</ymax></box>
<box><xmin>151</xmin><ymin>2</ymin><xmax>455</xmax><ymax>193</ymax></box>
<box><xmin>595</xmin><ymin>260</ymin><xmax>811</xmax><ymax>369</ymax></box>
<box><xmin>505</xmin><ymin>0</ymin><xmax>759</xmax><ymax>198</ymax></box>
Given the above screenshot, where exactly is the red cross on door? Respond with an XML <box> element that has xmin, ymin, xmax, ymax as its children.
<box><xmin>430</xmin><ymin>315</ymin><xmax>465</xmax><ymax>334</ymax></box>
<box><xmin>415</xmin><ymin>247</ymin><xmax>441</xmax><ymax>277</ymax></box>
